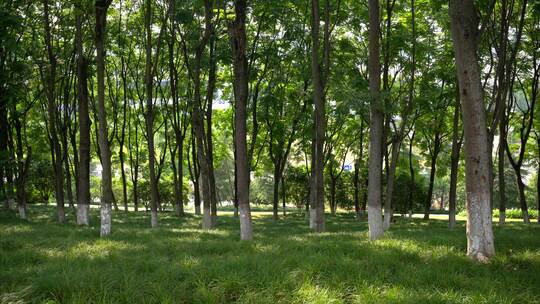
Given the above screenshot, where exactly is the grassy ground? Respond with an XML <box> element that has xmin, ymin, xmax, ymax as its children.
<box><xmin>1</xmin><ymin>206</ymin><xmax>539</xmax><ymax>304</ymax></box>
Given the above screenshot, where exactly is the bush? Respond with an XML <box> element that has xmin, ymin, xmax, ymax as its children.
<box><xmin>457</xmin><ymin>208</ymin><xmax>538</xmax><ymax>220</ymax></box>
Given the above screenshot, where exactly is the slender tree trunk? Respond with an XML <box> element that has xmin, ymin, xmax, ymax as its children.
<box><xmin>514</xmin><ymin>170</ymin><xmax>531</xmax><ymax>224</ymax></box>
<box><xmin>43</xmin><ymin>0</ymin><xmax>65</xmax><ymax>224</ymax></box>
<box><xmin>367</xmin><ymin>0</ymin><xmax>384</xmax><ymax>240</ymax></box>
<box><xmin>206</xmin><ymin>38</ymin><xmax>218</xmax><ymax>225</ymax></box>
<box><xmin>424</xmin><ymin>141</ymin><xmax>440</xmax><ymax>219</ymax></box>
<box><xmin>272</xmin><ymin>162</ymin><xmax>281</xmax><ymax>221</ymax></box>
<box><xmin>191</xmin><ymin>0</ymin><xmax>213</xmax><ymax>229</ymax></box>
<box><xmin>76</xmin><ymin>8</ymin><xmax>91</xmax><ymax>223</ymax></box>
<box><xmin>309</xmin><ymin>0</ymin><xmax>326</xmax><ymax>232</ymax></box>
<box><xmin>14</xmin><ymin>116</ymin><xmax>30</xmax><ymax>220</ymax></box>
<box><xmin>449</xmin><ymin>96</ymin><xmax>462</xmax><ymax>229</ymax></box>
<box><xmin>407</xmin><ymin>131</ymin><xmax>415</xmax><ymax>217</ymax></box>
<box><xmin>383</xmin><ymin>138</ymin><xmax>400</xmax><ymax>229</ymax></box>
<box><xmin>498</xmin><ymin>118</ymin><xmax>507</xmax><ymax>225</ymax></box>
<box><xmin>282</xmin><ymin>175</ymin><xmax>286</xmax><ymax>216</ymax></box>
<box><xmin>95</xmin><ymin>0</ymin><xmax>114</xmax><ymax>237</ymax></box>
<box><xmin>353</xmin><ymin>160</ymin><xmax>360</xmax><ymax>219</ymax></box>
<box><xmin>536</xmin><ymin>134</ymin><xmax>540</xmax><ymax>224</ymax></box>
<box><xmin>330</xmin><ymin>178</ymin><xmax>337</xmax><ymax>215</ymax></box>
<box><xmin>188</xmin><ymin>135</ymin><xmax>201</xmax><ymax>215</ymax></box>
<box><xmin>230</xmin><ymin>0</ymin><xmax>253</xmax><ymax>240</ymax></box>
<box><xmin>449</xmin><ymin>0</ymin><xmax>495</xmax><ymax>261</ymax></box>
<box><xmin>144</xmin><ymin>0</ymin><xmax>159</xmax><ymax>228</ymax></box>
<box><xmin>62</xmin><ymin>121</ymin><xmax>74</xmax><ymax>210</ymax></box>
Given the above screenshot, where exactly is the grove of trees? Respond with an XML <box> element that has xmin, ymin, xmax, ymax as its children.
<box><xmin>1</xmin><ymin>0</ymin><xmax>539</xmax><ymax>263</ymax></box>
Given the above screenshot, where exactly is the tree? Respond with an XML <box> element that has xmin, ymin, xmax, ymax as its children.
<box><xmin>367</xmin><ymin>0</ymin><xmax>384</xmax><ymax>240</ymax></box>
<box><xmin>76</xmin><ymin>1</ymin><xmax>91</xmax><ymax>225</ymax></box>
<box><xmin>95</xmin><ymin>0</ymin><xmax>114</xmax><ymax>237</ymax></box>
<box><xmin>449</xmin><ymin>0</ymin><xmax>495</xmax><ymax>261</ymax></box>
<box><xmin>42</xmin><ymin>0</ymin><xmax>65</xmax><ymax>224</ymax></box>
<box><xmin>309</xmin><ymin>0</ymin><xmax>326</xmax><ymax>233</ymax></box>
<box><xmin>229</xmin><ymin>0</ymin><xmax>253</xmax><ymax>240</ymax></box>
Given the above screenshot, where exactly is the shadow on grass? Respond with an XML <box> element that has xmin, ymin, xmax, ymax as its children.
<box><xmin>1</xmin><ymin>206</ymin><xmax>539</xmax><ymax>303</ymax></box>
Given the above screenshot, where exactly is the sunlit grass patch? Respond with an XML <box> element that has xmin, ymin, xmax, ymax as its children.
<box><xmin>1</xmin><ymin>206</ymin><xmax>539</xmax><ymax>303</ymax></box>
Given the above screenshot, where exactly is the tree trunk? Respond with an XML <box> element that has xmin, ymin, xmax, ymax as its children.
<box><xmin>536</xmin><ymin>134</ymin><xmax>540</xmax><ymax>224</ymax></box>
<box><xmin>14</xmin><ymin>116</ymin><xmax>30</xmax><ymax>220</ymax></box>
<box><xmin>407</xmin><ymin>131</ymin><xmax>415</xmax><ymax>218</ymax></box>
<box><xmin>282</xmin><ymin>176</ymin><xmax>286</xmax><ymax>217</ymax></box>
<box><xmin>43</xmin><ymin>0</ymin><xmax>65</xmax><ymax>224</ymax></box>
<box><xmin>230</xmin><ymin>0</ymin><xmax>253</xmax><ymax>240</ymax></box>
<box><xmin>449</xmin><ymin>0</ymin><xmax>495</xmax><ymax>261</ymax></box>
<box><xmin>514</xmin><ymin>170</ymin><xmax>531</xmax><ymax>224</ymax></box>
<box><xmin>191</xmin><ymin>1</ymin><xmax>213</xmax><ymax>229</ymax></box>
<box><xmin>353</xmin><ymin>160</ymin><xmax>360</xmax><ymax>219</ymax></box>
<box><xmin>206</xmin><ymin>38</ymin><xmax>218</xmax><ymax>225</ymax></box>
<box><xmin>424</xmin><ymin>142</ymin><xmax>440</xmax><ymax>220</ymax></box>
<box><xmin>449</xmin><ymin>96</ymin><xmax>461</xmax><ymax>229</ymax></box>
<box><xmin>498</xmin><ymin>118</ymin><xmax>507</xmax><ymax>225</ymax></box>
<box><xmin>309</xmin><ymin>0</ymin><xmax>326</xmax><ymax>232</ymax></box>
<box><xmin>383</xmin><ymin>138</ymin><xmax>400</xmax><ymax>229</ymax></box>
<box><xmin>272</xmin><ymin>162</ymin><xmax>281</xmax><ymax>221</ymax></box>
<box><xmin>330</xmin><ymin>178</ymin><xmax>337</xmax><ymax>215</ymax></box>
<box><xmin>95</xmin><ymin>0</ymin><xmax>114</xmax><ymax>237</ymax></box>
<box><xmin>76</xmin><ymin>7</ymin><xmax>91</xmax><ymax>225</ymax></box>
<box><xmin>144</xmin><ymin>0</ymin><xmax>159</xmax><ymax>228</ymax></box>
<box><xmin>367</xmin><ymin>0</ymin><xmax>384</xmax><ymax>240</ymax></box>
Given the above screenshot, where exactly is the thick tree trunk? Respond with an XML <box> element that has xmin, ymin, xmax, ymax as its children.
<box><xmin>95</xmin><ymin>0</ymin><xmax>114</xmax><ymax>237</ymax></box>
<box><xmin>309</xmin><ymin>0</ymin><xmax>326</xmax><ymax>232</ymax></box>
<box><xmin>230</xmin><ymin>0</ymin><xmax>253</xmax><ymax>240</ymax></box>
<box><xmin>449</xmin><ymin>0</ymin><xmax>495</xmax><ymax>261</ymax></box>
<box><xmin>43</xmin><ymin>0</ymin><xmax>65</xmax><ymax>224</ymax></box>
<box><xmin>449</xmin><ymin>97</ymin><xmax>461</xmax><ymax>229</ymax></box>
<box><xmin>76</xmin><ymin>9</ymin><xmax>91</xmax><ymax>224</ymax></box>
<box><xmin>367</xmin><ymin>0</ymin><xmax>384</xmax><ymax>240</ymax></box>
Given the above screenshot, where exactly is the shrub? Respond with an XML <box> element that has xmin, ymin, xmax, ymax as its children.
<box><xmin>457</xmin><ymin>208</ymin><xmax>538</xmax><ymax>220</ymax></box>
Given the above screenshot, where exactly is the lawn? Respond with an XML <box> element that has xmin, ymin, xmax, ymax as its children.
<box><xmin>1</xmin><ymin>206</ymin><xmax>539</xmax><ymax>304</ymax></box>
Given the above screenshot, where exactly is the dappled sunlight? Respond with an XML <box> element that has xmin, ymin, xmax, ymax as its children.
<box><xmin>1</xmin><ymin>207</ymin><xmax>539</xmax><ymax>303</ymax></box>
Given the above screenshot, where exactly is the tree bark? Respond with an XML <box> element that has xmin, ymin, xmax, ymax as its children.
<box><xmin>498</xmin><ymin>114</ymin><xmax>507</xmax><ymax>225</ymax></box>
<box><xmin>449</xmin><ymin>95</ymin><xmax>462</xmax><ymax>229</ymax></box>
<box><xmin>407</xmin><ymin>131</ymin><xmax>415</xmax><ymax>218</ymax></box>
<box><xmin>367</xmin><ymin>0</ymin><xmax>384</xmax><ymax>240</ymax></box>
<box><xmin>95</xmin><ymin>0</ymin><xmax>114</xmax><ymax>237</ymax></box>
<box><xmin>14</xmin><ymin>114</ymin><xmax>30</xmax><ymax>220</ymax></box>
<box><xmin>43</xmin><ymin>0</ymin><xmax>65</xmax><ymax>224</ymax></box>
<box><xmin>144</xmin><ymin>0</ymin><xmax>159</xmax><ymax>228</ymax></box>
<box><xmin>230</xmin><ymin>0</ymin><xmax>253</xmax><ymax>240</ymax></box>
<box><xmin>309</xmin><ymin>0</ymin><xmax>326</xmax><ymax>232</ymax></box>
<box><xmin>449</xmin><ymin>0</ymin><xmax>495</xmax><ymax>261</ymax></box>
<box><xmin>206</xmin><ymin>38</ymin><xmax>218</xmax><ymax>225</ymax></box>
<box><xmin>424</xmin><ymin>135</ymin><xmax>441</xmax><ymax>219</ymax></box>
<box><xmin>76</xmin><ymin>6</ymin><xmax>91</xmax><ymax>225</ymax></box>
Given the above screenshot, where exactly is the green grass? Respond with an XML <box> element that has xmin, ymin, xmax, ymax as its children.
<box><xmin>1</xmin><ymin>206</ymin><xmax>540</xmax><ymax>304</ymax></box>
